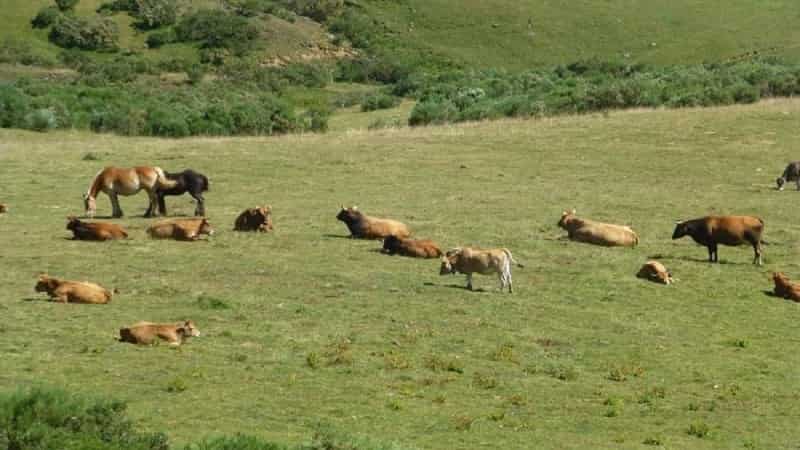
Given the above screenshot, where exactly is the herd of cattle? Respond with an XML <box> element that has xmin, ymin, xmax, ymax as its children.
<box><xmin>4</xmin><ymin>160</ymin><xmax>800</xmax><ymax>346</ymax></box>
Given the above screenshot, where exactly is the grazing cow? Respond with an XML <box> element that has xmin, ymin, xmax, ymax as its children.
<box><xmin>776</xmin><ymin>161</ymin><xmax>800</xmax><ymax>190</ymax></box>
<box><xmin>157</xmin><ymin>169</ymin><xmax>210</xmax><ymax>217</ymax></box>
<box><xmin>771</xmin><ymin>272</ymin><xmax>800</xmax><ymax>302</ymax></box>
<box><xmin>66</xmin><ymin>216</ymin><xmax>128</xmax><ymax>241</ymax></box>
<box><xmin>34</xmin><ymin>274</ymin><xmax>113</xmax><ymax>304</ymax></box>
<box><xmin>336</xmin><ymin>206</ymin><xmax>410</xmax><ymax>239</ymax></box>
<box><xmin>672</xmin><ymin>215</ymin><xmax>764</xmax><ymax>265</ymax></box>
<box><xmin>382</xmin><ymin>235</ymin><xmax>442</xmax><ymax>258</ymax></box>
<box><xmin>558</xmin><ymin>210</ymin><xmax>638</xmax><ymax>247</ymax></box>
<box><xmin>0</xmin><ymin>203</ymin><xmax>7</xmax><ymax>213</ymax></box>
<box><xmin>439</xmin><ymin>247</ymin><xmax>522</xmax><ymax>293</ymax></box>
<box><xmin>233</xmin><ymin>206</ymin><xmax>273</xmax><ymax>232</ymax></box>
<box><xmin>119</xmin><ymin>320</ymin><xmax>201</xmax><ymax>346</ymax></box>
<box><xmin>636</xmin><ymin>261</ymin><xmax>673</xmax><ymax>285</ymax></box>
<box><xmin>84</xmin><ymin>166</ymin><xmax>177</xmax><ymax>218</ymax></box>
<box><xmin>147</xmin><ymin>218</ymin><xmax>214</xmax><ymax>241</ymax></box>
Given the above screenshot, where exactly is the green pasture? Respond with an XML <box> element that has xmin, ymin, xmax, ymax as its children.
<box><xmin>2</xmin><ymin>100</ymin><xmax>800</xmax><ymax>449</ymax></box>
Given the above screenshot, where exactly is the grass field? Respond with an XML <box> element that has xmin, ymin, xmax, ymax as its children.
<box><xmin>2</xmin><ymin>100</ymin><xmax>800</xmax><ymax>449</ymax></box>
<box><xmin>366</xmin><ymin>0</ymin><xmax>800</xmax><ymax>68</ymax></box>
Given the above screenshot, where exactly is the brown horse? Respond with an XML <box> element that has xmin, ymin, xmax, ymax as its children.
<box><xmin>84</xmin><ymin>166</ymin><xmax>176</xmax><ymax>218</ymax></box>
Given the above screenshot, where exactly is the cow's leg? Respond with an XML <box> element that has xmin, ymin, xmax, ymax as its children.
<box><xmin>110</xmin><ymin>193</ymin><xmax>123</xmax><ymax>218</ymax></box>
<box><xmin>506</xmin><ymin>269</ymin><xmax>513</xmax><ymax>293</ymax></box>
<box><xmin>752</xmin><ymin>239</ymin><xmax>763</xmax><ymax>265</ymax></box>
<box><xmin>191</xmin><ymin>191</ymin><xmax>205</xmax><ymax>217</ymax></box>
<box><xmin>466</xmin><ymin>273</ymin><xmax>473</xmax><ymax>291</ymax></box>
<box><xmin>795</xmin><ymin>178</ymin><xmax>800</xmax><ymax>190</ymax></box>
<box><xmin>707</xmin><ymin>244</ymin><xmax>718</xmax><ymax>263</ymax></box>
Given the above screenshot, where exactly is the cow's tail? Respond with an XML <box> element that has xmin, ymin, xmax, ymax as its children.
<box><xmin>153</xmin><ymin>167</ymin><xmax>178</xmax><ymax>190</ymax></box>
<box><xmin>502</xmin><ymin>249</ymin><xmax>524</xmax><ymax>268</ymax></box>
<box><xmin>201</xmin><ymin>174</ymin><xmax>210</xmax><ymax>192</ymax></box>
<box><xmin>119</xmin><ymin>327</ymin><xmax>133</xmax><ymax>343</ymax></box>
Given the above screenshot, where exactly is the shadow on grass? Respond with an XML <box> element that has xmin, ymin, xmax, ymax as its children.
<box><xmin>649</xmin><ymin>254</ymin><xmax>747</xmax><ymax>265</ymax></box>
<box><xmin>322</xmin><ymin>234</ymin><xmax>352</xmax><ymax>239</ymax></box>
<box><xmin>424</xmin><ymin>281</ymin><xmax>486</xmax><ymax>292</ymax></box>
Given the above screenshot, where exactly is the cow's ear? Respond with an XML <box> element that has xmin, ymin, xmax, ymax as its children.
<box><xmin>352</xmin><ymin>205</ymin><xmax>358</xmax><ymax>211</ymax></box>
<box><xmin>571</xmin><ymin>209</ymin><xmax>576</xmax><ymax>215</ymax></box>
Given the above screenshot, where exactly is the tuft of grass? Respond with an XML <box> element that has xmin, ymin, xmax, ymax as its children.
<box><xmin>165</xmin><ymin>377</ymin><xmax>187</xmax><ymax>393</ymax></box>
<box><xmin>195</xmin><ymin>294</ymin><xmax>232</xmax><ymax>310</ymax></box>
<box><xmin>687</xmin><ymin>422</ymin><xmax>711</xmax><ymax>438</ymax></box>
<box><xmin>609</xmin><ymin>364</ymin><xmax>645</xmax><ymax>382</ymax></box>
<box><xmin>472</xmin><ymin>372</ymin><xmax>498</xmax><ymax>390</ymax></box>
<box><xmin>424</xmin><ymin>355</ymin><xmax>464</xmax><ymax>374</ymax></box>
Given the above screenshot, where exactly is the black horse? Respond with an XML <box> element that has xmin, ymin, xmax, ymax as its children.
<box><xmin>157</xmin><ymin>169</ymin><xmax>209</xmax><ymax>217</ymax></box>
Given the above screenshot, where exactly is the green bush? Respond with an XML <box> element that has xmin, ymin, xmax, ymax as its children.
<box><xmin>49</xmin><ymin>14</ymin><xmax>119</xmax><ymax>51</ymax></box>
<box><xmin>24</xmin><ymin>108</ymin><xmax>58</xmax><ymax>131</ymax></box>
<box><xmin>147</xmin><ymin>28</ymin><xmax>176</xmax><ymax>48</ymax></box>
<box><xmin>0</xmin><ymin>387</ymin><xmax>168</xmax><ymax>450</ymax></box>
<box><xmin>0</xmin><ymin>38</ymin><xmax>58</xmax><ymax>66</ymax></box>
<box><xmin>360</xmin><ymin>92</ymin><xmax>400</xmax><ymax>111</ymax></box>
<box><xmin>187</xmin><ymin>64</ymin><xmax>206</xmax><ymax>85</ymax></box>
<box><xmin>276</xmin><ymin>63</ymin><xmax>331</xmax><ymax>88</ymax></box>
<box><xmin>328</xmin><ymin>9</ymin><xmax>377</xmax><ymax>48</ymax></box>
<box><xmin>31</xmin><ymin>6</ymin><xmax>61</xmax><ymax>28</ymax></box>
<box><xmin>55</xmin><ymin>0</ymin><xmax>80</xmax><ymax>11</ymax></box>
<box><xmin>408</xmin><ymin>99</ymin><xmax>458</xmax><ymax>126</ymax></box>
<box><xmin>290</xmin><ymin>0</ymin><xmax>344</xmax><ymax>22</ymax></box>
<box><xmin>146</xmin><ymin>105</ymin><xmax>190</xmax><ymax>137</ymax></box>
<box><xmin>175</xmin><ymin>10</ymin><xmax>260</xmax><ymax>53</ymax></box>
<box><xmin>134</xmin><ymin>0</ymin><xmax>178</xmax><ymax>29</ymax></box>
<box><xmin>0</xmin><ymin>85</ymin><xmax>31</xmax><ymax>128</ymax></box>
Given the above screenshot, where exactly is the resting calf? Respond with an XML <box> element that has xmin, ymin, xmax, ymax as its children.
<box><xmin>119</xmin><ymin>320</ymin><xmax>200</xmax><ymax>346</ymax></box>
<box><xmin>35</xmin><ymin>274</ymin><xmax>113</xmax><ymax>304</ymax></box>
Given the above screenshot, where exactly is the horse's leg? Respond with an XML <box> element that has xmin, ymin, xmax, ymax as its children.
<box><xmin>157</xmin><ymin>192</ymin><xmax>167</xmax><ymax>216</ymax></box>
<box><xmin>144</xmin><ymin>190</ymin><xmax>158</xmax><ymax>217</ymax></box>
<box><xmin>110</xmin><ymin>193</ymin><xmax>123</xmax><ymax>218</ymax></box>
<box><xmin>191</xmin><ymin>191</ymin><xmax>205</xmax><ymax>217</ymax></box>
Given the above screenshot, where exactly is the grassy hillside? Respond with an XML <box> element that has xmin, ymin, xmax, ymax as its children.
<box><xmin>4</xmin><ymin>0</ymin><xmax>800</xmax><ymax>71</ymax></box>
<box><xmin>2</xmin><ymin>100</ymin><xmax>800</xmax><ymax>448</ymax></box>
<box><xmin>364</xmin><ymin>0</ymin><xmax>800</xmax><ymax>69</ymax></box>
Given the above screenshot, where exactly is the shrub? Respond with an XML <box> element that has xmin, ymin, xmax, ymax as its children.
<box><xmin>49</xmin><ymin>14</ymin><xmax>119</xmax><ymax>51</ymax></box>
<box><xmin>187</xmin><ymin>64</ymin><xmax>205</xmax><ymax>85</ymax></box>
<box><xmin>328</xmin><ymin>9</ymin><xmax>378</xmax><ymax>48</ymax></box>
<box><xmin>175</xmin><ymin>10</ymin><xmax>260</xmax><ymax>53</ymax></box>
<box><xmin>0</xmin><ymin>38</ymin><xmax>58</xmax><ymax>66</ymax></box>
<box><xmin>361</xmin><ymin>92</ymin><xmax>400</xmax><ymax>112</ymax></box>
<box><xmin>0</xmin><ymin>387</ymin><xmax>168</xmax><ymax>450</ymax></box>
<box><xmin>276</xmin><ymin>63</ymin><xmax>332</xmax><ymax>88</ymax></box>
<box><xmin>291</xmin><ymin>0</ymin><xmax>344</xmax><ymax>22</ymax></box>
<box><xmin>146</xmin><ymin>105</ymin><xmax>190</xmax><ymax>137</ymax></box>
<box><xmin>55</xmin><ymin>0</ymin><xmax>80</xmax><ymax>11</ymax></box>
<box><xmin>146</xmin><ymin>28</ymin><xmax>176</xmax><ymax>48</ymax></box>
<box><xmin>300</xmin><ymin>105</ymin><xmax>330</xmax><ymax>133</ymax></box>
<box><xmin>0</xmin><ymin>84</ymin><xmax>31</xmax><ymax>128</ymax></box>
<box><xmin>59</xmin><ymin>48</ymin><xmax>92</xmax><ymax>69</ymax></box>
<box><xmin>133</xmin><ymin>0</ymin><xmax>178</xmax><ymax>29</ymax></box>
<box><xmin>24</xmin><ymin>108</ymin><xmax>57</xmax><ymax>131</ymax></box>
<box><xmin>408</xmin><ymin>99</ymin><xmax>458</xmax><ymax>126</ymax></box>
<box><xmin>31</xmin><ymin>6</ymin><xmax>61</xmax><ymax>28</ymax></box>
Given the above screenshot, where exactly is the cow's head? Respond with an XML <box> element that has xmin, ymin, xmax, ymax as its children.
<box><xmin>773</xmin><ymin>272</ymin><xmax>790</xmax><ymax>286</ymax></box>
<box><xmin>336</xmin><ymin>205</ymin><xmax>362</xmax><ymax>224</ymax></box>
<box><xmin>180</xmin><ymin>320</ymin><xmax>201</xmax><ymax>338</ymax></box>
<box><xmin>83</xmin><ymin>194</ymin><xmax>96</xmax><ymax>218</ymax></box>
<box><xmin>671</xmin><ymin>221</ymin><xmax>690</xmax><ymax>239</ymax></box>
<box><xmin>198</xmin><ymin>218</ymin><xmax>214</xmax><ymax>236</ymax></box>
<box><xmin>66</xmin><ymin>216</ymin><xmax>80</xmax><ymax>231</ymax></box>
<box><xmin>35</xmin><ymin>274</ymin><xmax>55</xmax><ymax>293</ymax></box>
<box><xmin>439</xmin><ymin>255</ymin><xmax>455</xmax><ymax>275</ymax></box>
<box><xmin>557</xmin><ymin>209</ymin><xmax>576</xmax><ymax>229</ymax></box>
<box><xmin>776</xmin><ymin>177</ymin><xmax>786</xmax><ymax>191</ymax></box>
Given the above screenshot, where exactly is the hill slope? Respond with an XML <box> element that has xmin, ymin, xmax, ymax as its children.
<box><xmin>2</xmin><ymin>100</ymin><xmax>800</xmax><ymax>448</ymax></box>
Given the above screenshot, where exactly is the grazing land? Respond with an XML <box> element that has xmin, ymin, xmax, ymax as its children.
<box><xmin>2</xmin><ymin>100</ymin><xmax>800</xmax><ymax>449</ymax></box>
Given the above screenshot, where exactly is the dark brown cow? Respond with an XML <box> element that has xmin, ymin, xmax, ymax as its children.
<box><xmin>233</xmin><ymin>206</ymin><xmax>273</xmax><ymax>232</ymax></box>
<box><xmin>672</xmin><ymin>215</ymin><xmax>764</xmax><ymax>265</ymax></box>
<box><xmin>66</xmin><ymin>216</ymin><xmax>128</xmax><ymax>241</ymax></box>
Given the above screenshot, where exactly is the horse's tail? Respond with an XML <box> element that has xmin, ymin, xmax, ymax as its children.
<box><xmin>153</xmin><ymin>167</ymin><xmax>178</xmax><ymax>190</ymax></box>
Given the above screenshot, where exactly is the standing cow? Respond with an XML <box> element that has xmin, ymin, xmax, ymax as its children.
<box><xmin>776</xmin><ymin>161</ymin><xmax>800</xmax><ymax>191</ymax></box>
<box><xmin>672</xmin><ymin>215</ymin><xmax>764</xmax><ymax>265</ymax></box>
<box><xmin>439</xmin><ymin>247</ymin><xmax>522</xmax><ymax>293</ymax></box>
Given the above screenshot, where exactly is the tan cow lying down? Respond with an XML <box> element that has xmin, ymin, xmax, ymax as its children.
<box><xmin>382</xmin><ymin>235</ymin><xmax>443</xmax><ymax>258</ymax></box>
<box><xmin>234</xmin><ymin>206</ymin><xmax>273</xmax><ymax>232</ymax></box>
<box><xmin>119</xmin><ymin>320</ymin><xmax>200</xmax><ymax>346</ymax></box>
<box><xmin>558</xmin><ymin>209</ymin><xmax>639</xmax><ymax>247</ymax></box>
<box><xmin>147</xmin><ymin>218</ymin><xmax>214</xmax><ymax>241</ymax></box>
<box><xmin>636</xmin><ymin>261</ymin><xmax>673</xmax><ymax>285</ymax></box>
<box><xmin>336</xmin><ymin>206</ymin><xmax>410</xmax><ymax>239</ymax></box>
<box><xmin>772</xmin><ymin>272</ymin><xmax>800</xmax><ymax>302</ymax></box>
<box><xmin>440</xmin><ymin>247</ymin><xmax>522</xmax><ymax>293</ymax></box>
<box><xmin>35</xmin><ymin>274</ymin><xmax>113</xmax><ymax>304</ymax></box>
<box><xmin>67</xmin><ymin>216</ymin><xmax>128</xmax><ymax>241</ymax></box>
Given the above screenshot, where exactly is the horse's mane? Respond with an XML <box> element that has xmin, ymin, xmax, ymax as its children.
<box><xmin>86</xmin><ymin>168</ymin><xmax>105</xmax><ymax>198</ymax></box>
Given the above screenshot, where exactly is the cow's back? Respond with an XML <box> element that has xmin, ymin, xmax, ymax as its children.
<box><xmin>709</xmin><ymin>216</ymin><xmax>763</xmax><ymax>245</ymax></box>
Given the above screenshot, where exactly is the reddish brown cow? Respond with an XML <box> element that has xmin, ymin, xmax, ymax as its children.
<box><xmin>66</xmin><ymin>216</ymin><xmax>128</xmax><ymax>241</ymax></box>
<box><xmin>119</xmin><ymin>320</ymin><xmax>201</xmax><ymax>346</ymax></box>
<box><xmin>382</xmin><ymin>235</ymin><xmax>442</xmax><ymax>258</ymax></box>
<box><xmin>35</xmin><ymin>274</ymin><xmax>114</xmax><ymax>304</ymax></box>
<box><xmin>772</xmin><ymin>272</ymin><xmax>800</xmax><ymax>302</ymax></box>
<box><xmin>672</xmin><ymin>215</ymin><xmax>764</xmax><ymax>265</ymax></box>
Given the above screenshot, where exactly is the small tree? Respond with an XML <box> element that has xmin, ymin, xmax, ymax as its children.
<box><xmin>55</xmin><ymin>0</ymin><xmax>79</xmax><ymax>12</ymax></box>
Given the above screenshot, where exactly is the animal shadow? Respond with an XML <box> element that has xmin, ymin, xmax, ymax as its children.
<box><xmin>651</xmin><ymin>255</ymin><xmax>742</xmax><ymax>265</ymax></box>
<box><xmin>322</xmin><ymin>234</ymin><xmax>352</xmax><ymax>240</ymax></box>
